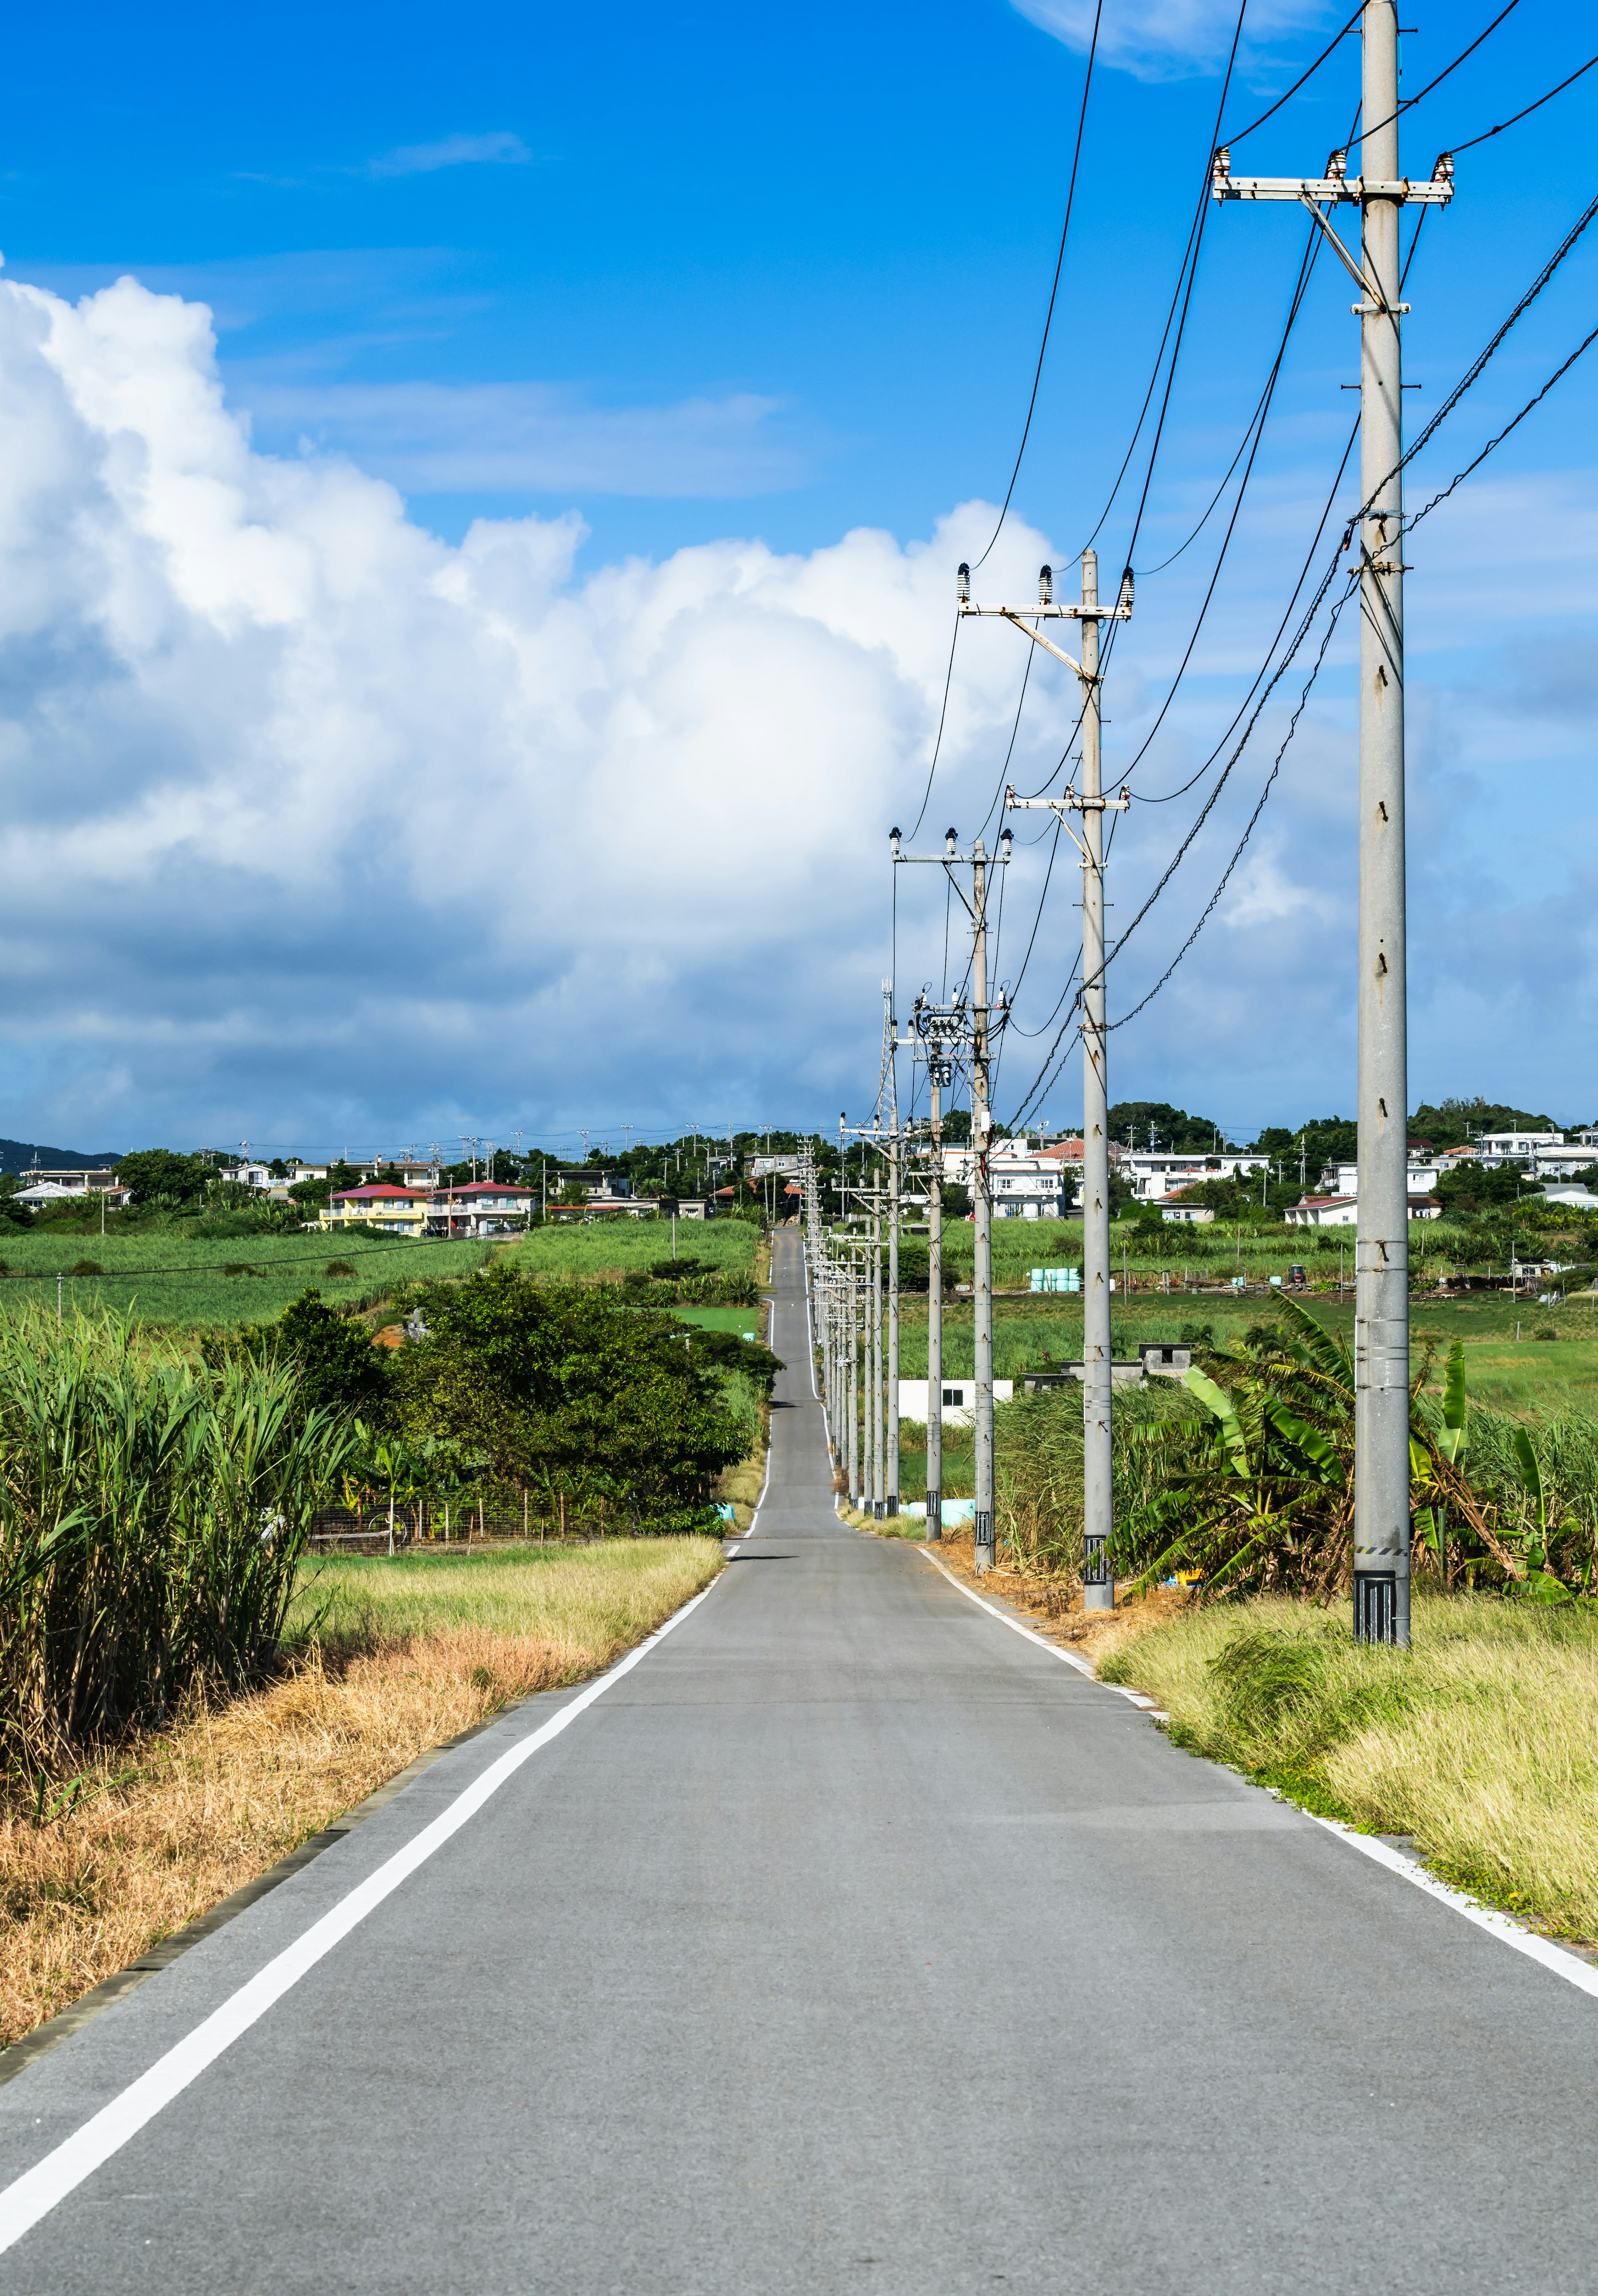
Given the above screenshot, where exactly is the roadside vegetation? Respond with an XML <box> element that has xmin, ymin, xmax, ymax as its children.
<box><xmin>0</xmin><ymin>1538</ymin><xmax>723</xmax><ymax>2050</ymax></box>
<box><xmin>1096</xmin><ymin>1597</ymin><xmax>1598</xmax><ymax>1942</ymax></box>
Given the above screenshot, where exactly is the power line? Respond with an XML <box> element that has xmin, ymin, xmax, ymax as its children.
<box><xmin>905</xmin><ymin>612</ymin><xmax>961</xmax><ymax>840</ymax></box>
<box><xmin>1352</xmin><ymin>0</ymin><xmax>1523</xmax><ymax>148</ymax></box>
<box><xmin>1406</xmin><ymin>311</ymin><xmax>1598</xmax><ymax>532</ymax></box>
<box><xmin>969</xmin><ymin>0</ymin><xmax>1104</xmax><ymax>571</ymax></box>
<box><xmin>1219</xmin><ymin>5</ymin><xmax>1364</xmax><ymax>148</ymax></box>
<box><xmin>1449</xmin><ymin>46</ymin><xmax>1598</xmax><ymax>153</ymax></box>
<box><xmin>1102</xmin><ymin>580</ymin><xmax>1357</xmax><ymax>1037</ymax></box>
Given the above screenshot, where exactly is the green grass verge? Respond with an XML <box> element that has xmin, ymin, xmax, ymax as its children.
<box><xmin>290</xmin><ymin>1536</ymin><xmax>726</xmax><ymax>1651</ymax></box>
<box><xmin>0</xmin><ymin>1228</ymin><xmax>493</xmax><ymax>1328</ymax></box>
<box><xmin>1097</xmin><ymin>1593</ymin><xmax>1598</xmax><ymax>1939</ymax></box>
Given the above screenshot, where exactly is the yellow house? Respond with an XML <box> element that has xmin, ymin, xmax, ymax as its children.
<box><xmin>319</xmin><ymin>1184</ymin><xmax>431</xmax><ymax>1237</ymax></box>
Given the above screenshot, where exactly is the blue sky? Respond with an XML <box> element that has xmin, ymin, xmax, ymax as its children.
<box><xmin>0</xmin><ymin>0</ymin><xmax>1594</xmax><ymax>1152</ymax></box>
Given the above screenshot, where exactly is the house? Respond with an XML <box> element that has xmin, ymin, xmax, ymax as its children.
<box><xmin>939</xmin><ymin>1137</ymin><xmax>1070</xmax><ymax>1217</ymax></box>
<box><xmin>1161</xmin><ymin>1203</ymin><xmax>1215</xmax><ymax>1225</ymax></box>
<box><xmin>1325</xmin><ymin>1158</ymin><xmax>1445</xmax><ymax>1195</ymax></box>
<box><xmin>1125</xmin><ymin>1149</ymin><xmax>1268</xmax><ymax>1201</ymax></box>
<box><xmin>14</xmin><ymin>1178</ymin><xmax>131</xmax><ymax>1211</ymax></box>
<box><xmin>552</xmin><ymin>1170</ymin><xmax>631</xmax><ymax>1202</ymax></box>
<box><xmin>1286</xmin><ymin>1193</ymin><xmax>1440</xmax><ymax>1227</ymax></box>
<box><xmin>896</xmin><ymin>1379</ymin><xmax>1014</xmax><ymax>1428</ymax></box>
<box><xmin>12</xmin><ymin>1167</ymin><xmax>127</xmax><ymax>1198</ymax></box>
<box><xmin>320</xmin><ymin>1185</ymin><xmax>433</xmax><ymax>1237</ymax></box>
<box><xmin>1285</xmin><ymin>1195</ymin><xmax>1358</xmax><ymax>1228</ymax></box>
<box><xmin>425</xmin><ymin>1183</ymin><xmax>536</xmax><ymax>1238</ymax></box>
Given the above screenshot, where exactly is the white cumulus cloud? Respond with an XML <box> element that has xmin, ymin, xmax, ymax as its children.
<box><xmin>1009</xmin><ymin>0</ymin><xmax>1334</xmax><ymax>83</ymax></box>
<box><xmin>0</xmin><ymin>274</ymin><xmax>1069</xmax><ymax>1149</ymax></box>
<box><xmin>370</xmin><ymin>130</ymin><xmax>533</xmax><ymax>177</ymax></box>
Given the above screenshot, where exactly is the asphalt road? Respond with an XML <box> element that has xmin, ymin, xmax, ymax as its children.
<box><xmin>2</xmin><ymin>1227</ymin><xmax>1597</xmax><ymax>2291</ymax></box>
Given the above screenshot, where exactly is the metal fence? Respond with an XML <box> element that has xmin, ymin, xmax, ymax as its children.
<box><xmin>305</xmin><ymin>1496</ymin><xmax>632</xmax><ymax>1553</ymax></box>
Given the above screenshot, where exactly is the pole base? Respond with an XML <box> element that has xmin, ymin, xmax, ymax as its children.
<box><xmin>886</xmin><ymin>1496</ymin><xmax>898</xmax><ymax>1518</ymax></box>
<box><xmin>1353</xmin><ymin>1571</ymin><xmax>1398</xmax><ymax>1645</ymax></box>
<box><xmin>1083</xmin><ymin>1582</ymin><xmax>1115</xmax><ymax>1611</ymax></box>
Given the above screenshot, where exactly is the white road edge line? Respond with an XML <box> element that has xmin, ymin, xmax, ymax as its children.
<box><xmin>920</xmin><ymin>1552</ymin><xmax>1598</xmax><ymax>2001</ymax></box>
<box><xmin>0</xmin><ymin>1573</ymin><xmax>725</xmax><ymax>2257</ymax></box>
<box><xmin>746</xmin><ymin>1310</ymin><xmax>777</xmax><ymax>1537</ymax></box>
<box><xmin>1305</xmin><ymin>1816</ymin><xmax>1598</xmax><ymax>1998</ymax></box>
<box><xmin>916</xmin><ymin>1547</ymin><xmax>1153</xmax><ymax>1701</ymax></box>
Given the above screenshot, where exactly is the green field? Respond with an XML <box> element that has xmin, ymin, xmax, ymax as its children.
<box><xmin>505</xmin><ymin>1220</ymin><xmax>759</xmax><ymax>1282</ymax></box>
<box><xmin>888</xmin><ymin>1285</ymin><xmax>1598</xmax><ymax>1414</ymax></box>
<box><xmin>0</xmin><ymin>1227</ymin><xmax>494</xmax><ymax>1329</ymax></box>
<box><xmin>671</xmin><ymin>1303</ymin><xmax>766</xmax><ymax>1336</ymax></box>
<box><xmin>289</xmin><ymin>1536</ymin><xmax>726</xmax><ymax>1649</ymax></box>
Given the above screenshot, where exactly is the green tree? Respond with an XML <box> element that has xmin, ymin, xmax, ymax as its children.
<box><xmin>115</xmin><ymin>1148</ymin><xmax>211</xmax><ymax>1205</ymax></box>
<box><xmin>387</xmin><ymin>1263</ymin><xmax>744</xmax><ymax>1519</ymax></box>
<box><xmin>1434</xmin><ymin>1160</ymin><xmax>1530</xmax><ymax>1218</ymax></box>
<box><xmin>272</xmin><ymin>1287</ymin><xmax>392</xmax><ymax>1415</ymax></box>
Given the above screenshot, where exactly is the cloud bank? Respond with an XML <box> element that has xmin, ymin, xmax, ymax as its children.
<box><xmin>0</xmin><ymin>274</ymin><xmax>1071</xmax><ymax>1149</ymax></box>
<box><xmin>1008</xmin><ymin>0</ymin><xmax>1333</xmax><ymax>83</ymax></box>
<box><xmin>0</xmin><ymin>269</ymin><xmax>1591</xmax><ymax>1153</ymax></box>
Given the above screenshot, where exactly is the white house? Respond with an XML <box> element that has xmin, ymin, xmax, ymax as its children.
<box><xmin>1286</xmin><ymin>1195</ymin><xmax>1359</xmax><ymax>1228</ymax></box>
<box><xmin>940</xmin><ymin>1139</ymin><xmax>1069</xmax><ymax>1218</ymax></box>
<box><xmin>897</xmin><ymin>1379</ymin><xmax>1014</xmax><ymax>1428</ymax></box>
<box><xmin>1161</xmin><ymin>1203</ymin><xmax>1216</xmax><ymax>1225</ymax></box>
<box><xmin>1287</xmin><ymin>1193</ymin><xmax>1440</xmax><ymax>1227</ymax></box>
<box><xmin>1126</xmin><ymin>1150</ymin><xmax>1269</xmax><ymax>1201</ymax></box>
<box><xmin>13</xmin><ymin>1178</ymin><xmax>131</xmax><ymax>1211</ymax></box>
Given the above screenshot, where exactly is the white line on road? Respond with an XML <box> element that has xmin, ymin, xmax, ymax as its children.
<box><xmin>0</xmin><ymin>1574</ymin><xmax>725</xmax><ymax>2257</ymax></box>
<box><xmin>1307</xmin><ymin>1817</ymin><xmax>1598</xmax><ymax>1999</ymax></box>
<box><xmin>920</xmin><ymin>1549</ymin><xmax>1598</xmax><ymax>2004</ymax></box>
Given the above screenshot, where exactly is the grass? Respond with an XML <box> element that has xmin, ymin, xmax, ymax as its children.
<box><xmin>0</xmin><ymin>1227</ymin><xmax>492</xmax><ymax>1329</ymax></box>
<box><xmin>290</xmin><ymin>1539</ymin><xmax>725</xmax><ymax>1650</ymax></box>
<box><xmin>0</xmin><ymin>1537</ymin><xmax>724</xmax><ymax>2051</ymax></box>
<box><xmin>505</xmin><ymin>1221</ymin><xmax>759</xmax><ymax>1283</ymax></box>
<box><xmin>1097</xmin><ymin>1594</ymin><xmax>1598</xmax><ymax>1940</ymax></box>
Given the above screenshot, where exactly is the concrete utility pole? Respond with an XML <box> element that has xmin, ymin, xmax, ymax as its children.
<box><xmin>1213</xmin><ymin>2</ymin><xmax>1454</xmax><ymax>1644</ymax></box>
<box><xmin>973</xmin><ymin>553</ymin><xmax>1133</xmax><ymax>1607</ymax></box>
<box><xmin>893</xmin><ymin>826</ymin><xmax>1010</xmax><ymax>1571</ymax></box>
<box><xmin>970</xmin><ymin>841</ymin><xmax>996</xmax><ymax>1576</ymax></box>
<box><xmin>906</xmin><ymin>1012</ymin><xmax>956</xmax><ymax>1541</ymax></box>
<box><xmin>885</xmin><ymin>985</ymin><xmax>902</xmax><ymax>1520</ymax></box>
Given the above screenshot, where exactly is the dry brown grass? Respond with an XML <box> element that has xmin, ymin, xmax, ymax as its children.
<box><xmin>892</xmin><ymin>1525</ymin><xmax>1188</xmax><ymax>1661</ymax></box>
<box><xmin>0</xmin><ymin>1539</ymin><xmax>724</xmax><ymax>2048</ymax></box>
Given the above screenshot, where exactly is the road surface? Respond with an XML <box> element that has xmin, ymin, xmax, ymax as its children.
<box><xmin>1</xmin><ymin>1226</ymin><xmax>1596</xmax><ymax>2291</ymax></box>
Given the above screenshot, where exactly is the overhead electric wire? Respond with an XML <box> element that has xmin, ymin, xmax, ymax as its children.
<box><xmin>1385</xmin><ymin>186</ymin><xmax>1598</xmax><ymax>517</ymax></box>
<box><xmin>1407</xmin><ymin>310</ymin><xmax>1598</xmax><ymax>531</ymax></box>
<box><xmin>969</xmin><ymin>0</ymin><xmax>1104</xmax><ymax>571</ymax></box>
<box><xmin>1352</xmin><ymin>0</ymin><xmax>1523</xmax><ymax>147</ymax></box>
<box><xmin>1116</xmin><ymin>211</ymin><xmax>1325</xmax><ymax>773</ymax></box>
<box><xmin>905</xmin><ymin>612</ymin><xmax>961</xmax><ymax>839</ymax></box>
<box><xmin>1449</xmin><ymin>47</ymin><xmax>1598</xmax><ymax>152</ymax></box>
<box><xmin>1116</xmin><ymin>5</ymin><xmax>1249</xmax><ymax>580</ymax></box>
<box><xmin>1100</xmin><ymin>581</ymin><xmax>1357</xmax><ymax>1038</ymax></box>
<box><xmin>1218</xmin><ymin>3</ymin><xmax>1364</xmax><ymax>147</ymax></box>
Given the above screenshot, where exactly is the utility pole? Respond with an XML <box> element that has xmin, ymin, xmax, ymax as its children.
<box><xmin>885</xmin><ymin>987</ymin><xmax>901</xmax><ymax>1520</ymax></box>
<box><xmin>893</xmin><ymin>826</ymin><xmax>1010</xmax><ymax>1570</ymax></box>
<box><xmin>1213</xmin><ymin>3</ymin><xmax>1454</xmax><ymax>1644</ymax></box>
<box><xmin>979</xmin><ymin>552</ymin><xmax>1132</xmax><ymax>1608</ymax></box>
<box><xmin>907</xmin><ymin>1006</ymin><xmax>958</xmax><ymax>1541</ymax></box>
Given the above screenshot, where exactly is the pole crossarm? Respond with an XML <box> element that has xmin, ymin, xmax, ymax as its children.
<box><xmin>1210</xmin><ymin>146</ymin><xmax>1456</xmax><ymax>204</ymax></box>
<box><xmin>1007</xmin><ymin>786</ymin><xmax>1129</xmax><ymax>866</ymax></box>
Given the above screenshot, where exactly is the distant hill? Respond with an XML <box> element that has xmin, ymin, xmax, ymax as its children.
<box><xmin>0</xmin><ymin>1137</ymin><xmax>123</xmax><ymax>1175</ymax></box>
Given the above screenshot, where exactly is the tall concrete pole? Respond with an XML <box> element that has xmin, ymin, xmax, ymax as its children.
<box><xmin>847</xmin><ymin>1258</ymin><xmax>860</xmax><ymax>1504</ymax></box>
<box><xmin>1352</xmin><ymin>0</ymin><xmax>1410</xmax><ymax>1646</ymax></box>
<box><xmin>887</xmin><ymin>1116</ymin><xmax>901</xmax><ymax>1520</ymax></box>
<box><xmin>871</xmin><ymin>1176</ymin><xmax>885</xmax><ymax>1517</ymax></box>
<box><xmin>926</xmin><ymin>1074</ymin><xmax>944</xmax><ymax>1542</ymax></box>
<box><xmin>1079</xmin><ymin>548</ymin><xmax>1115</xmax><ymax>1610</ymax></box>
<box><xmin>972</xmin><ymin>841</ymin><xmax>996</xmax><ymax>1575</ymax></box>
